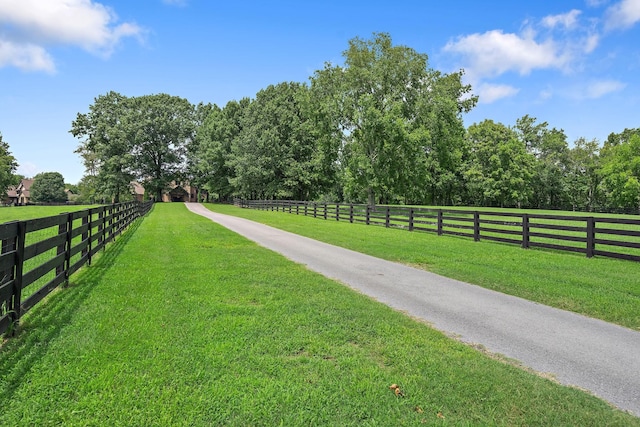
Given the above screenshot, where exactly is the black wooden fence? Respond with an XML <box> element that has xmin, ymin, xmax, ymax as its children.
<box><xmin>237</xmin><ymin>200</ymin><xmax>640</xmax><ymax>263</ymax></box>
<box><xmin>0</xmin><ymin>201</ymin><xmax>153</xmax><ymax>337</ymax></box>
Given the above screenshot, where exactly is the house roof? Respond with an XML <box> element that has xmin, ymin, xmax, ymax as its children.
<box><xmin>6</xmin><ymin>186</ymin><xmax>17</xmax><ymax>198</ymax></box>
<box><xmin>18</xmin><ymin>179</ymin><xmax>34</xmax><ymax>190</ymax></box>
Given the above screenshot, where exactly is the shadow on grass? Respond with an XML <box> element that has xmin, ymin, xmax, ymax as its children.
<box><xmin>0</xmin><ymin>219</ymin><xmax>141</xmax><ymax>404</ymax></box>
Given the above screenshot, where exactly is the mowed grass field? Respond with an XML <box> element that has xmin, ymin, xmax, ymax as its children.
<box><xmin>206</xmin><ymin>204</ymin><xmax>640</xmax><ymax>331</ymax></box>
<box><xmin>1</xmin><ymin>203</ymin><xmax>638</xmax><ymax>425</ymax></box>
<box><xmin>0</xmin><ymin>205</ymin><xmax>97</xmax><ymax>222</ymax></box>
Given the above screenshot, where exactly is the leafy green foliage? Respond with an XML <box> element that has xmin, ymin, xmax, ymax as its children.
<box><xmin>67</xmin><ymin>32</ymin><xmax>639</xmax><ymax>213</ymax></box>
<box><xmin>464</xmin><ymin>120</ymin><xmax>535</xmax><ymax>207</ymax></box>
<box><xmin>311</xmin><ymin>33</ymin><xmax>476</xmax><ymax>205</ymax></box>
<box><xmin>0</xmin><ymin>133</ymin><xmax>18</xmax><ymax>194</ymax></box>
<box><xmin>29</xmin><ymin>172</ymin><xmax>68</xmax><ymax>203</ymax></box>
<box><xmin>71</xmin><ymin>92</ymin><xmax>195</xmax><ymax>202</ymax></box>
<box><xmin>599</xmin><ymin>131</ymin><xmax>640</xmax><ymax>211</ymax></box>
<box><xmin>228</xmin><ymin>82</ymin><xmax>328</xmax><ymax>200</ymax></box>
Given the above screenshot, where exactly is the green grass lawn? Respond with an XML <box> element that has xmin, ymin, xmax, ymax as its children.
<box><xmin>0</xmin><ymin>203</ymin><xmax>637</xmax><ymax>425</ymax></box>
<box><xmin>0</xmin><ymin>205</ymin><xmax>98</xmax><ymax>223</ymax></box>
<box><xmin>206</xmin><ymin>203</ymin><xmax>640</xmax><ymax>331</ymax></box>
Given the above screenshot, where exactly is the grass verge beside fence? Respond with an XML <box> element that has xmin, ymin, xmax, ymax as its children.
<box><xmin>206</xmin><ymin>203</ymin><xmax>640</xmax><ymax>331</ymax></box>
<box><xmin>0</xmin><ymin>205</ymin><xmax>98</xmax><ymax>223</ymax></box>
<box><xmin>0</xmin><ymin>203</ymin><xmax>637</xmax><ymax>425</ymax></box>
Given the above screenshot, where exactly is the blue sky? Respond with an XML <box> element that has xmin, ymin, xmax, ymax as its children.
<box><xmin>1</xmin><ymin>0</ymin><xmax>639</xmax><ymax>184</ymax></box>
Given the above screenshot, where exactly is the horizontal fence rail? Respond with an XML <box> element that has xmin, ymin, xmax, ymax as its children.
<box><xmin>0</xmin><ymin>201</ymin><xmax>153</xmax><ymax>337</ymax></box>
<box><xmin>236</xmin><ymin>199</ymin><xmax>640</xmax><ymax>264</ymax></box>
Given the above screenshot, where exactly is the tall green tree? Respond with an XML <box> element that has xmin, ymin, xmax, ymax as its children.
<box><xmin>229</xmin><ymin>82</ymin><xmax>324</xmax><ymax>200</ymax></box>
<box><xmin>566</xmin><ymin>137</ymin><xmax>600</xmax><ymax>212</ymax></box>
<box><xmin>464</xmin><ymin>120</ymin><xmax>535</xmax><ymax>208</ymax></box>
<box><xmin>30</xmin><ymin>172</ymin><xmax>68</xmax><ymax>203</ymax></box>
<box><xmin>129</xmin><ymin>94</ymin><xmax>196</xmax><ymax>200</ymax></box>
<box><xmin>312</xmin><ymin>32</ymin><xmax>475</xmax><ymax>205</ymax></box>
<box><xmin>599</xmin><ymin>133</ymin><xmax>640</xmax><ymax>212</ymax></box>
<box><xmin>71</xmin><ymin>91</ymin><xmax>135</xmax><ymax>203</ymax></box>
<box><xmin>515</xmin><ymin>116</ymin><xmax>571</xmax><ymax>209</ymax></box>
<box><xmin>0</xmin><ymin>133</ymin><xmax>18</xmax><ymax>193</ymax></box>
<box><xmin>191</xmin><ymin>99</ymin><xmax>248</xmax><ymax>201</ymax></box>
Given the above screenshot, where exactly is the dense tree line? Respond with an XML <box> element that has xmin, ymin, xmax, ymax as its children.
<box><xmin>71</xmin><ymin>33</ymin><xmax>640</xmax><ymax>213</ymax></box>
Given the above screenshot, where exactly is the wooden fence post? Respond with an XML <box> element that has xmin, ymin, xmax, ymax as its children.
<box><xmin>437</xmin><ymin>210</ymin><xmax>443</xmax><ymax>236</ymax></box>
<box><xmin>409</xmin><ymin>208</ymin><xmax>414</xmax><ymax>231</ymax></box>
<box><xmin>385</xmin><ymin>207</ymin><xmax>390</xmax><ymax>228</ymax></box>
<box><xmin>56</xmin><ymin>215</ymin><xmax>68</xmax><ymax>280</ymax></box>
<box><xmin>474</xmin><ymin>212</ymin><xmax>480</xmax><ymax>241</ymax></box>
<box><xmin>366</xmin><ymin>205</ymin><xmax>371</xmax><ymax>225</ymax></box>
<box><xmin>65</xmin><ymin>213</ymin><xmax>73</xmax><ymax>284</ymax></box>
<box><xmin>349</xmin><ymin>204</ymin><xmax>354</xmax><ymax>223</ymax></box>
<box><xmin>522</xmin><ymin>214</ymin><xmax>530</xmax><ymax>249</ymax></box>
<box><xmin>323</xmin><ymin>203</ymin><xmax>328</xmax><ymax>220</ymax></box>
<box><xmin>586</xmin><ymin>217</ymin><xmax>595</xmax><ymax>258</ymax></box>
<box><xmin>98</xmin><ymin>208</ymin><xmax>105</xmax><ymax>250</ymax></box>
<box><xmin>82</xmin><ymin>213</ymin><xmax>91</xmax><ymax>265</ymax></box>
<box><xmin>11</xmin><ymin>221</ymin><xmax>26</xmax><ymax>334</ymax></box>
<box><xmin>335</xmin><ymin>204</ymin><xmax>340</xmax><ymax>221</ymax></box>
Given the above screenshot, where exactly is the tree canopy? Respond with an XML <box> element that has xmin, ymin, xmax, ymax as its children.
<box><xmin>30</xmin><ymin>172</ymin><xmax>67</xmax><ymax>203</ymax></box>
<box><xmin>68</xmin><ymin>33</ymin><xmax>639</xmax><ymax>214</ymax></box>
<box><xmin>71</xmin><ymin>92</ymin><xmax>195</xmax><ymax>202</ymax></box>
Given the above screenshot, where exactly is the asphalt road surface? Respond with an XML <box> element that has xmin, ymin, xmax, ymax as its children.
<box><xmin>186</xmin><ymin>203</ymin><xmax>640</xmax><ymax>416</ymax></box>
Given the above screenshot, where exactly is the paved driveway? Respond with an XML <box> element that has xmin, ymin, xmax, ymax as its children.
<box><xmin>186</xmin><ymin>203</ymin><xmax>640</xmax><ymax>416</ymax></box>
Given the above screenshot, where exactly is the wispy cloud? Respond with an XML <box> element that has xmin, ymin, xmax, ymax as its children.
<box><xmin>584</xmin><ymin>79</ymin><xmax>626</xmax><ymax>98</ymax></box>
<box><xmin>0</xmin><ymin>0</ymin><xmax>144</xmax><ymax>72</ymax></box>
<box><xmin>542</xmin><ymin>9</ymin><xmax>582</xmax><ymax>30</ymax></box>
<box><xmin>477</xmin><ymin>83</ymin><xmax>520</xmax><ymax>104</ymax></box>
<box><xmin>604</xmin><ymin>0</ymin><xmax>640</xmax><ymax>30</ymax></box>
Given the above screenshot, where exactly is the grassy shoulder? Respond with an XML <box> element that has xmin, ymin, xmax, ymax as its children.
<box><xmin>205</xmin><ymin>203</ymin><xmax>640</xmax><ymax>331</ymax></box>
<box><xmin>0</xmin><ymin>204</ymin><xmax>640</xmax><ymax>426</ymax></box>
<box><xmin>0</xmin><ymin>203</ymin><xmax>637</xmax><ymax>425</ymax></box>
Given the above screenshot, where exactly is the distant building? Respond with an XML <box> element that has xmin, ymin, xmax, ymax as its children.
<box><xmin>131</xmin><ymin>181</ymin><xmax>145</xmax><ymax>202</ymax></box>
<box><xmin>130</xmin><ymin>181</ymin><xmax>205</xmax><ymax>203</ymax></box>
<box><xmin>5</xmin><ymin>185</ymin><xmax>18</xmax><ymax>205</ymax></box>
<box><xmin>8</xmin><ymin>179</ymin><xmax>34</xmax><ymax>205</ymax></box>
<box><xmin>161</xmin><ymin>181</ymin><xmax>202</xmax><ymax>203</ymax></box>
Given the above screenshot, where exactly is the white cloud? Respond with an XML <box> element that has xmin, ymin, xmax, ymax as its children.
<box><xmin>542</xmin><ymin>10</ymin><xmax>582</xmax><ymax>29</ymax></box>
<box><xmin>586</xmin><ymin>0</ymin><xmax>609</xmax><ymax>7</ymax></box>
<box><xmin>0</xmin><ymin>0</ymin><xmax>144</xmax><ymax>71</ymax></box>
<box><xmin>584</xmin><ymin>79</ymin><xmax>626</xmax><ymax>98</ymax></box>
<box><xmin>0</xmin><ymin>40</ymin><xmax>55</xmax><ymax>72</ymax></box>
<box><xmin>605</xmin><ymin>0</ymin><xmax>640</xmax><ymax>30</ymax></box>
<box><xmin>477</xmin><ymin>83</ymin><xmax>520</xmax><ymax>103</ymax></box>
<box><xmin>443</xmin><ymin>30</ymin><xmax>569</xmax><ymax>80</ymax></box>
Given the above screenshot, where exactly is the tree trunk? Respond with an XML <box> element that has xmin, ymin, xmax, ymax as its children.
<box><xmin>367</xmin><ymin>187</ymin><xmax>375</xmax><ymax>206</ymax></box>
